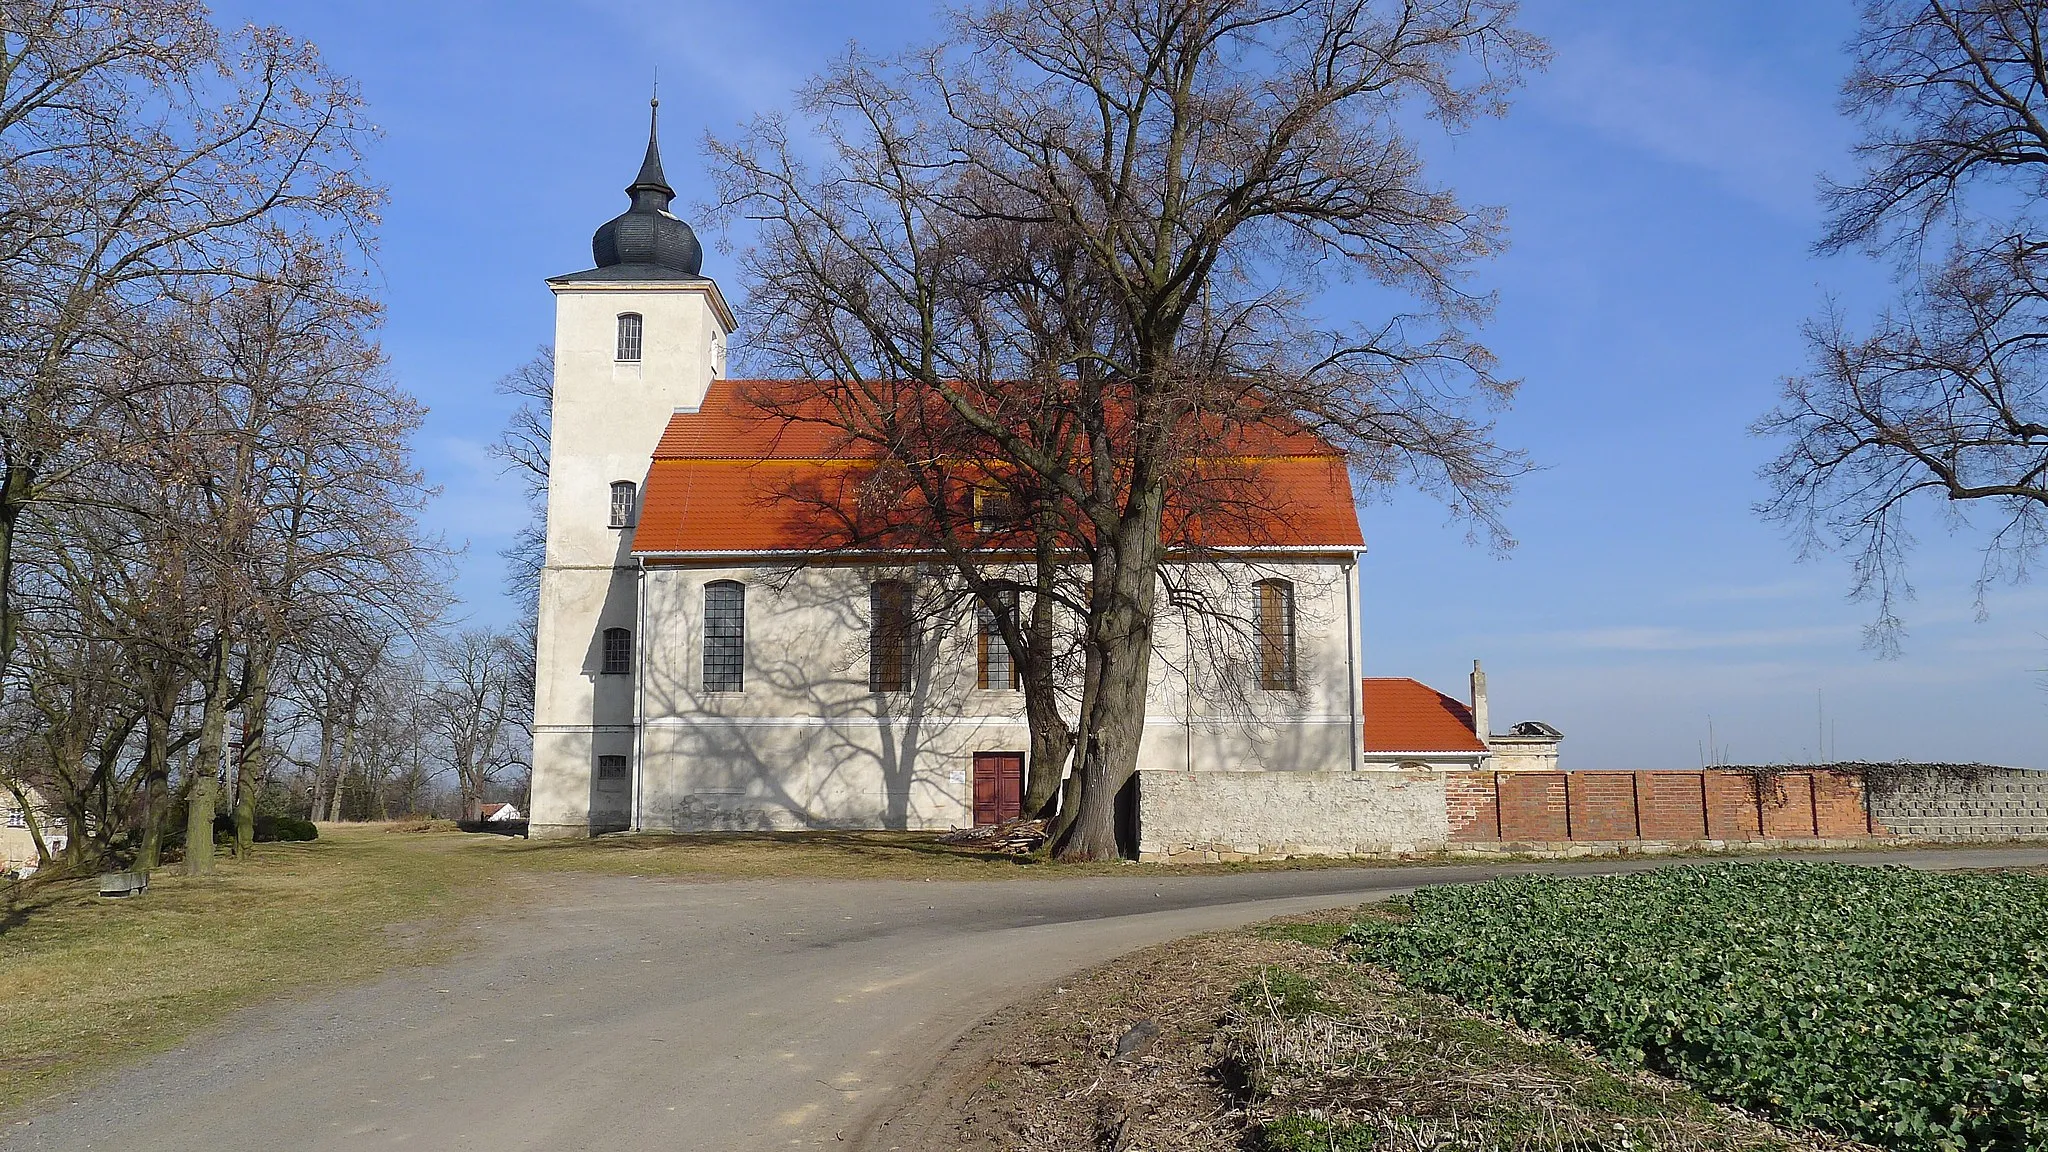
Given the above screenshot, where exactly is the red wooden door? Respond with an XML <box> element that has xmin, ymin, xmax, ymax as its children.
<box><xmin>972</xmin><ymin>753</ymin><xmax>1025</xmax><ymax>825</ymax></box>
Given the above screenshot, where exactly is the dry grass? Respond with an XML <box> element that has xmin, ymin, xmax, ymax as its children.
<box><xmin>488</xmin><ymin>828</ymin><xmax>1422</xmax><ymax>881</ymax></box>
<box><xmin>913</xmin><ymin>912</ymin><xmax>1858</xmax><ymax>1152</ymax></box>
<box><xmin>0</xmin><ymin>825</ymin><xmax>532</xmax><ymax>1115</ymax></box>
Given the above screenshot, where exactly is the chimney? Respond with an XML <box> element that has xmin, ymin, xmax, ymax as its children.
<box><xmin>1470</xmin><ymin>659</ymin><xmax>1490</xmax><ymax>742</ymax></box>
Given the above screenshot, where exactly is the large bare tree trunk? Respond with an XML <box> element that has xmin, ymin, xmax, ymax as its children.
<box><xmin>327</xmin><ymin>716</ymin><xmax>353</xmax><ymax>823</ymax></box>
<box><xmin>1021</xmin><ymin>532</ymin><xmax>1074</xmax><ymax>817</ymax></box>
<box><xmin>1057</xmin><ymin>501</ymin><xmax>1165</xmax><ymax>861</ymax></box>
<box><xmin>233</xmin><ymin>642</ymin><xmax>273</xmax><ymax>856</ymax></box>
<box><xmin>184</xmin><ymin>632</ymin><xmax>233</xmax><ymax>877</ymax></box>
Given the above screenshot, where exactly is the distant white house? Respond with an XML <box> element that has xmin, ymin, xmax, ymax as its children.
<box><xmin>2</xmin><ymin>787</ymin><xmax>65</xmax><ymax>875</ymax></box>
<box><xmin>482</xmin><ymin>803</ymin><xmax>524</xmax><ymax>822</ymax></box>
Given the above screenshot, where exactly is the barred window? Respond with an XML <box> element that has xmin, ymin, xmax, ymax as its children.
<box><xmin>703</xmin><ymin>580</ymin><xmax>746</xmax><ymax>691</ymax></box>
<box><xmin>976</xmin><ymin>590</ymin><xmax>1019</xmax><ymax>690</ymax></box>
<box><xmin>1255</xmin><ymin>579</ymin><xmax>1296</xmax><ymax>690</ymax></box>
<box><xmin>869</xmin><ymin>580</ymin><xmax>914</xmax><ymax>693</ymax></box>
<box><xmin>616</xmin><ymin>313</ymin><xmax>643</xmax><ymax>361</ymax></box>
<box><xmin>609</xmin><ymin>481</ymin><xmax>637</xmax><ymax>528</ymax></box>
<box><xmin>3</xmin><ymin>807</ymin><xmax>23</xmax><ymax>829</ymax></box>
<box><xmin>602</xmin><ymin>627</ymin><xmax>631</xmax><ymax>675</ymax></box>
<box><xmin>596</xmin><ymin>755</ymin><xmax>630</xmax><ymax>788</ymax></box>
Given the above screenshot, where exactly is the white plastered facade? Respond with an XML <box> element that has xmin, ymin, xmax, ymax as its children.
<box><xmin>529</xmin><ymin>275</ymin><xmax>732</xmax><ymax>837</ymax></box>
<box><xmin>622</xmin><ymin>557</ymin><xmax>1364</xmax><ymax>834</ymax></box>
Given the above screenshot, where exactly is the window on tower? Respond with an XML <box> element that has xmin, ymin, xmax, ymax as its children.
<box><xmin>602</xmin><ymin>627</ymin><xmax>632</xmax><ymax>676</ymax></box>
<box><xmin>616</xmin><ymin>313</ymin><xmax>643</xmax><ymax>361</ymax></box>
<box><xmin>610</xmin><ymin>480</ymin><xmax>637</xmax><ymax>527</ymax></box>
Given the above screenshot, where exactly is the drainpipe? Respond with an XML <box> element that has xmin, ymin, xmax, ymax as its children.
<box><xmin>631</xmin><ymin>559</ymin><xmax>647</xmax><ymax>833</ymax></box>
<box><xmin>1346</xmin><ymin>551</ymin><xmax>1361</xmax><ymax>774</ymax></box>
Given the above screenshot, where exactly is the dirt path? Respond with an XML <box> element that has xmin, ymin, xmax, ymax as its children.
<box><xmin>8</xmin><ymin>847</ymin><xmax>2044</xmax><ymax>1151</ymax></box>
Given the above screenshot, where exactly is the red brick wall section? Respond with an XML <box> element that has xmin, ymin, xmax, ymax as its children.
<box><xmin>1567</xmin><ymin>772</ymin><xmax>1639</xmax><ymax>840</ymax></box>
<box><xmin>1760</xmin><ymin>773</ymin><xmax>1819</xmax><ymax>838</ymax></box>
<box><xmin>1637</xmin><ymin>772</ymin><xmax>1709</xmax><ymax>840</ymax></box>
<box><xmin>1703</xmin><ymin>772</ymin><xmax>1762</xmax><ymax>839</ymax></box>
<box><xmin>1444</xmin><ymin>768</ymin><xmax>1882</xmax><ymax>844</ymax></box>
<box><xmin>1446</xmin><ymin>772</ymin><xmax>1500</xmax><ymax>842</ymax></box>
<box><xmin>1498</xmin><ymin>772</ymin><xmax>1570</xmax><ymax>841</ymax></box>
<box><xmin>1814</xmin><ymin>772</ymin><xmax>1873</xmax><ymax>836</ymax></box>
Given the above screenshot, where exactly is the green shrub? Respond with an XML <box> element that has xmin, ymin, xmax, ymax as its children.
<box><xmin>1342</xmin><ymin>863</ymin><xmax>2048</xmax><ymax>1152</ymax></box>
<box><xmin>208</xmin><ymin>814</ymin><xmax>320</xmax><ymax>844</ymax></box>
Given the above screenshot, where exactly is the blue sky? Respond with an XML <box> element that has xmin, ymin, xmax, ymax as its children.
<box><xmin>224</xmin><ymin>0</ymin><xmax>2047</xmax><ymax>769</ymax></box>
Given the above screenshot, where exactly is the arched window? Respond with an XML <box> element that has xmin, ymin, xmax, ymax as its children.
<box><xmin>703</xmin><ymin>580</ymin><xmax>746</xmax><ymax>691</ymax></box>
<box><xmin>609</xmin><ymin>480</ymin><xmax>637</xmax><ymax>528</ymax></box>
<box><xmin>1255</xmin><ymin>579</ymin><xmax>1295</xmax><ymax>690</ymax></box>
<box><xmin>976</xmin><ymin>590</ymin><xmax>1019</xmax><ymax>690</ymax></box>
<box><xmin>616</xmin><ymin>313</ymin><xmax>643</xmax><ymax>361</ymax></box>
<box><xmin>601</xmin><ymin>627</ymin><xmax>632</xmax><ymax>676</ymax></box>
<box><xmin>869</xmin><ymin>580</ymin><xmax>914</xmax><ymax>693</ymax></box>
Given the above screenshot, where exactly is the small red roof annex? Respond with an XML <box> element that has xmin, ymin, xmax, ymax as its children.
<box><xmin>1361</xmin><ymin>678</ymin><xmax>1487</xmax><ymax>754</ymax></box>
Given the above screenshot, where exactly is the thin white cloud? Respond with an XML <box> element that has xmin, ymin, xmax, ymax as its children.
<box><xmin>1534</xmin><ymin>33</ymin><xmax>1842</xmax><ymax>216</ymax></box>
<box><xmin>1548</xmin><ymin>623</ymin><xmax>1859</xmax><ymax>652</ymax></box>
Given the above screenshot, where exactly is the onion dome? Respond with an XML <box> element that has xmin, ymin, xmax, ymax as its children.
<box><xmin>589</xmin><ymin>97</ymin><xmax>703</xmax><ymax>277</ymax></box>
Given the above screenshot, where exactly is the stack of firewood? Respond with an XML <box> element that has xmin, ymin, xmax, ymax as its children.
<box><xmin>938</xmin><ymin>818</ymin><xmax>1047</xmax><ymax>854</ymax></box>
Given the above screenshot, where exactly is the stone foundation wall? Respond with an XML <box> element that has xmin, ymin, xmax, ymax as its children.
<box><xmin>1136</xmin><ymin>768</ymin><xmax>1449</xmax><ymax>862</ymax></box>
<box><xmin>1869</xmin><ymin>767</ymin><xmax>2048</xmax><ymax>839</ymax></box>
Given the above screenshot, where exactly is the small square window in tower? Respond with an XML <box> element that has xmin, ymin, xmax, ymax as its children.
<box><xmin>596</xmin><ymin>754</ymin><xmax>629</xmax><ymax>792</ymax></box>
<box><xmin>610</xmin><ymin>480</ymin><xmax>637</xmax><ymax>528</ymax></box>
<box><xmin>601</xmin><ymin>627</ymin><xmax>632</xmax><ymax>675</ymax></box>
<box><xmin>616</xmin><ymin>312</ymin><xmax>643</xmax><ymax>361</ymax></box>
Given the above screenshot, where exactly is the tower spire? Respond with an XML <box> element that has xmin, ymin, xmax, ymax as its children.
<box><xmin>629</xmin><ymin>90</ymin><xmax>672</xmax><ymax>200</ymax></box>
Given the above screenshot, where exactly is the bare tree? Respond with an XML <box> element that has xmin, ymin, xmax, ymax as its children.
<box><xmin>1760</xmin><ymin>0</ymin><xmax>2048</xmax><ymax>650</ymax></box>
<box><xmin>0</xmin><ymin>3</ymin><xmax>381</xmax><ymax>689</ymax></box>
<box><xmin>712</xmin><ymin>0</ymin><xmax>1538</xmax><ymax>857</ymax></box>
<box><xmin>426</xmin><ymin>628</ymin><xmax>527</xmax><ymax>822</ymax></box>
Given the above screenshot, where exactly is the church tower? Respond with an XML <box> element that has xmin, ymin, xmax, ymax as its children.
<box><xmin>529</xmin><ymin>98</ymin><xmax>734</xmax><ymax>838</ymax></box>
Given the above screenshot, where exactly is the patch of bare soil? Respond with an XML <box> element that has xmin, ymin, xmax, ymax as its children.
<box><xmin>863</xmin><ymin>913</ymin><xmax>1867</xmax><ymax>1152</ymax></box>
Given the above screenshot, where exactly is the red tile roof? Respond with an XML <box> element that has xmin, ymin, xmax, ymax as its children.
<box><xmin>633</xmin><ymin>380</ymin><xmax>1364</xmax><ymax>554</ymax></box>
<box><xmin>1361</xmin><ymin>678</ymin><xmax>1487</xmax><ymax>754</ymax></box>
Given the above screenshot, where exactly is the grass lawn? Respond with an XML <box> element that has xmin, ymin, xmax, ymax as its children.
<box><xmin>0</xmin><ymin>826</ymin><xmax>524</xmax><ymax>1115</ymax></box>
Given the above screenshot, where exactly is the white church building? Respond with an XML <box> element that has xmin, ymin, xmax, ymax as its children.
<box><xmin>528</xmin><ymin>106</ymin><xmax>1555</xmax><ymax>854</ymax></box>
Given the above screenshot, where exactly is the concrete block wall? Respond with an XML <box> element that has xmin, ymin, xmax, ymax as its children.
<box><xmin>1868</xmin><ymin>768</ymin><xmax>2048</xmax><ymax>839</ymax></box>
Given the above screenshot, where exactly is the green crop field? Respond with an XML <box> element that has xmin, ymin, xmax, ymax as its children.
<box><xmin>1343</xmin><ymin>863</ymin><xmax>2048</xmax><ymax>1152</ymax></box>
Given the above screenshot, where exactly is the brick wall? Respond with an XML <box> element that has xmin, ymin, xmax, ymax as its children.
<box><xmin>1446</xmin><ymin>772</ymin><xmax>1499</xmax><ymax>841</ymax></box>
<box><xmin>1638</xmin><ymin>772</ymin><xmax>1707</xmax><ymax>840</ymax></box>
<box><xmin>1454</xmin><ymin>769</ymin><xmax>1872</xmax><ymax>846</ymax></box>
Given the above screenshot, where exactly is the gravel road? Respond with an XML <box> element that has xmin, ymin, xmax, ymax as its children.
<box><xmin>10</xmin><ymin>846</ymin><xmax>2046</xmax><ymax>1151</ymax></box>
